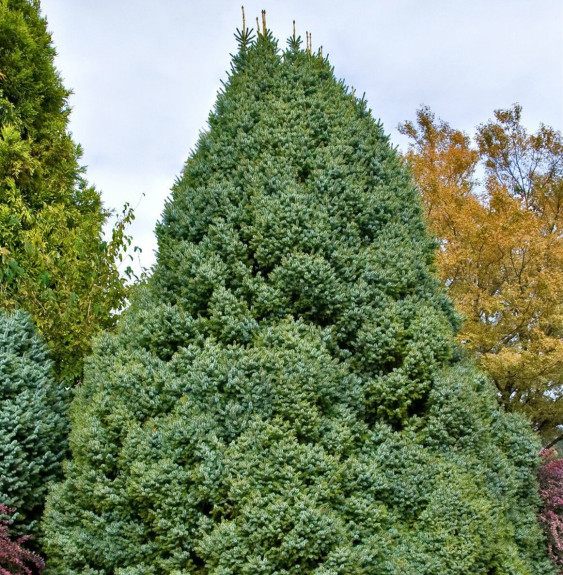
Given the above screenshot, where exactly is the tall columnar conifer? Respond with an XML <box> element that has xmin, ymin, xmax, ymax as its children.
<box><xmin>0</xmin><ymin>0</ymin><xmax>132</xmax><ymax>382</ymax></box>
<box><xmin>44</xmin><ymin>24</ymin><xmax>555</xmax><ymax>574</ymax></box>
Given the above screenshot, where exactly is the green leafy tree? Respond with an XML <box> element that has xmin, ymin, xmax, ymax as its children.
<box><xmin>0</xmin><ymin>309</ymin><xmax>68</xmax><ymax>545</ymax></box>
<box><xmin>44</xmin><ymin>23</ymin><xmax>555</xmax><ymax>574</ymax></box>
<box><xmin>0</xmin><ymin>0</ymin><xmax>133</xmax><ymax>382</ymax></box>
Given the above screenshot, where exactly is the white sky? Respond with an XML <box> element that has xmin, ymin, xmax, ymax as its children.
<box><xmin>39</xmin><ymin>0</ymin><xmax>563</xmax><ymax>275</ymax></box>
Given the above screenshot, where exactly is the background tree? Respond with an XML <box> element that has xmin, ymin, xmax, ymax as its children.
<box><xmin>44</xmin><ymin>22</ymin><xmax>554</xmax><ymax>574</ymax></box>
<box><xmin>0</xmin><ymin>0</ymin><xmax>133</xmax><ymax>382</ymax></box>
<box><xmin>0</xmin><ymin>309</ymin><xmax>67</xmax><ymax>544</ymax></box>
<box><xmin>400</xmin><ymin>105</ymin><xmax>563</xmax><ymax>444</ymax></box>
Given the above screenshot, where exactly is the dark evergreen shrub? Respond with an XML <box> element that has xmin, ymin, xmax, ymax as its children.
<box><xmin>44</xmin><ymin>25</ymin><xmax>554</xmax><ymax>574</ymax></box>
<box><xmin>0</xmin><ymin>310</ymin><xmax>68</xmax><ymax>542</ymax></box>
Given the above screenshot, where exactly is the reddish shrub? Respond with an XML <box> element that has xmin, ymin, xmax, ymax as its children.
<box><xmin>0</xmin><ymin>506</ymin><xmax>44</xmax><ymax>575</ymax></box>
<box><xmin>539</xmin><ymin>449</ymin><xmax>563</xmax><ymax>569</ymax></box>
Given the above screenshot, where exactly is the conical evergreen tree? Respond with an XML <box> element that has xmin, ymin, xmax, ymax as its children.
<box><xmin>44</xmin><ymin>25</ymin><xmax>555</xmax><ymax>574</ymax></box>
<box><xmin>0</xmin><ymin>0</ymin><xmax>131</xmax><ymax>382</ymax></box>
<box><xmin>0</xmin><ymin>309</ymin><xmax>68</xmax><ymax>543</ymax></box>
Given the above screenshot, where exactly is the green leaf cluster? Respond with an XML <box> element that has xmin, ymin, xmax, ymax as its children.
<box><xmin>0</xmin><ymin>309</ymin><xmax>68</xmax><ymax>543</ymax></box>
<box><xmin>44</xmin><ymin>27</ymin><xmax>554</xmax><ymax>573</ymax></box>
<box><xmin>0</xmin><ymin>0</ymin><xmax>131</xmax><ymax>382</ymax></box>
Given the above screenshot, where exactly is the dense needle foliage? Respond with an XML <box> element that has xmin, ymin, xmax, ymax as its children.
<box><xmin>0</xmin><ymin>0</ymin><xmax>132</xmax><ymax>381</ymax></box>
<box><xmin>0</xmin><ymin>310</ymin><xmax>67</xmax><ymax>542</ymax></box>
<box><xmin>44</xmin><ymin>25</ymin><xmax>555</xmax><ymax>574</ymax></box>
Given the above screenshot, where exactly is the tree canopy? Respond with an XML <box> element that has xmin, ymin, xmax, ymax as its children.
<box><xmin>0</xmin><ymin>0</ymin><xmax>132</xmax><ymax>382</ymax></box>
<box><xmin>400</xmin><ymin>105</ymin><xmax>563</xmax><ymax>444</ymax></box>
<box><xmin>44</xmin><ymin>23</ymin><xmax>555</xmax><ymax>574</ymax></box>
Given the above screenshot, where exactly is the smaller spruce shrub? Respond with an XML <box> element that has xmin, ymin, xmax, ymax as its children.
<box><xmin>0</xmin><ymin>310</ymin><xmax>68</xmax><ymax>542</ymax></box>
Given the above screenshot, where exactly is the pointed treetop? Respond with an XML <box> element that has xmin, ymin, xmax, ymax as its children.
<box><xmin>288</xmin><ymin>19</ymin><xmax>302</xmax><ymax>51</ymax></box>
<box><xmin>237</xmin><ymin>9</ymin><xmax>320</xmax><ymax>57</ymax></box>
<box><xmin>235</xmin><ymin>5</ymin><xmax>253</xmax><ymax>47</ymax></box>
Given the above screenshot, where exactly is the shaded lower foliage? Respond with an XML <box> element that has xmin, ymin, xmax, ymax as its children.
<box><xmin>44</xmin><ymin>313</ymin><xmax>554</xmax><ymax>574</ymax></box>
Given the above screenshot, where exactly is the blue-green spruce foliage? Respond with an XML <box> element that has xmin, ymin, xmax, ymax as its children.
<box><xmin>44</xmin><ymin>27</ymin><xmax>554</xmax><ymax>574</ymax></box>
<box><xmin>0</xmin><ymin>309</ymin><xmax>68</xmax><ymax>541</ymax></box>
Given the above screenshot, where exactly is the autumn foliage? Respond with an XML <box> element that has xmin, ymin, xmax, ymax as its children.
<box><xmin>400</xmin><ymin>105</ymin><xmax>563</xmax><ymax>442</ymax></box>
<box><xmin>0</xmin><ymin>506</ymin><xmax>43</xmax><ymax>575</ymax></box>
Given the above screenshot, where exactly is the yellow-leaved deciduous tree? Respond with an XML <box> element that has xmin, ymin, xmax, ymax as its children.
<box><xmin>400</xmin><ymin>105</ymin><xmax>563</xmax><ymax>445</ymax></box>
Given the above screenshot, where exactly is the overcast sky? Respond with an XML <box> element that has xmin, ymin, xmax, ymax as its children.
<box><xmin>39</xmin><ymin>0</ymin><xmax>563</xmax><ymax>275</ymax></box>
